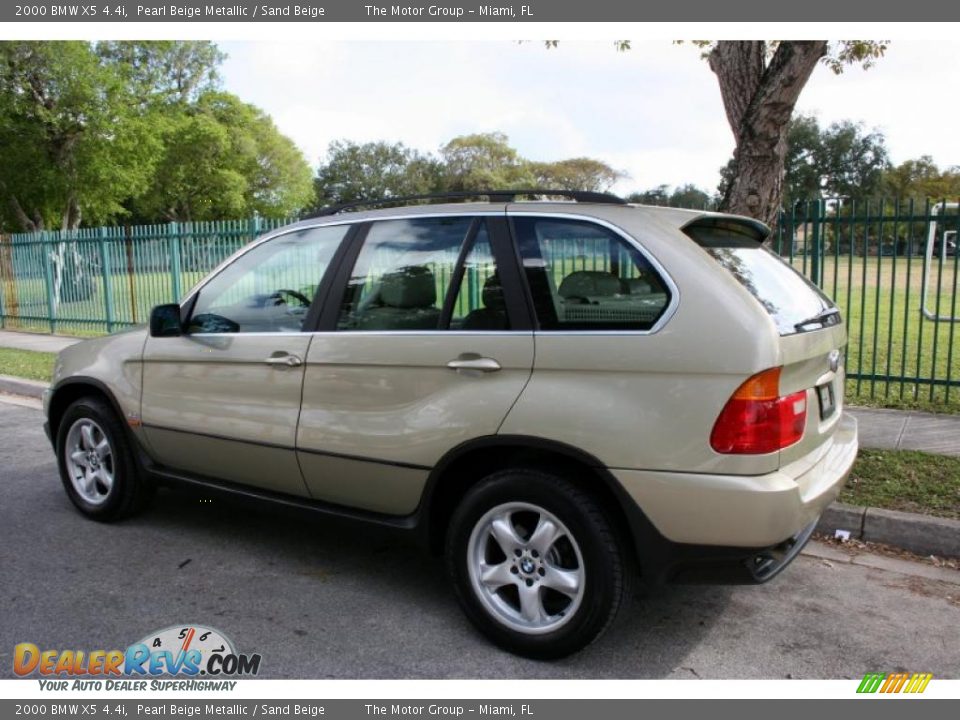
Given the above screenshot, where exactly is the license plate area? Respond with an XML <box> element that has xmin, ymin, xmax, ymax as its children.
<box><xmin>817</xmin><ymin>382</ymin><xmax>836</xmax><ymax>420</ymax></box>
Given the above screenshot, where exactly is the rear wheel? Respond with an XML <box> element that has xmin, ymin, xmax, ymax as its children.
<box><xmin>56</xmin><ymin>397</ymin><xmax>153</xmax><ymax>521</ymax></box>
<box><xmin>447</xmin><ymin>468</ymin><xmax>626</xmax><ymax>659</ymax></box>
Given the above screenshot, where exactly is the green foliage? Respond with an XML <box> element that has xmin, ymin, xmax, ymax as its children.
<box><xmin>882</xmin><ymin>156</ymin><xmax>960</xmax><ymax>201</ymax></box>
<box><xmin>96</xmin><ymin>41</ymin><xmax>224</xmax><ymax>105</ymax></box>
<box><xmin>313</xmin><ymin>140</ymin><xmax>443</xmax><ymax>208</ymax></box>
<box><xmin>530</xmin><ymin>157</ymin><xmax>623</xmax><ymax>192</ymax></box>
<box><xmin>439</xmin><ymin>132</ymin><xmax>536</xmax><ymax>191</ymax></box>
<box><xmin>815</xmin><ymin>119</ymin><xmax>890</xmax><ymax>198</ymax></box>
<box><xmin>137</xmin><ymin>92</ymin><xmax>313</xmax><ymax>221</ymax></box>
<box><xmin>0</xmin><ymin>41</ymin><xmax>161</xmax><ymax>230</ymax></box>
<box><xmin>821</xmin><ymin>41</ymin><xmax>889</xmax><ymax>75</ymax></box>
<box><xmin>312</xmin><ymin>133</ymin><xmax>623</xmax><ymax>206</ymax></box>
<box><xmin>0</xmin><ymin>41</ymin><xmax>312</xmax><ymax>230</ymax></box>
<box><xmin>627</xmin><ymin>183</ymin><xmax>713</xmax><ymax>208</ymax></box>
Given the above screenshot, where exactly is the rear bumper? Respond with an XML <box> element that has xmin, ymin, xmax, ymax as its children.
<box><xmin>610</xmin><ymin>412</ymin><xmax>858</xmax><ymax>584</ymax></box>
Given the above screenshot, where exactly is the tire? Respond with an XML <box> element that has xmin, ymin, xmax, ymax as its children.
<box><xmin>56</xmin><ymin>396</ymin><xmax>154</xmax><ymax>521</ymax></box>
<box><xmin>446</xmin><ymin>468</ymin><xmax>627</xmax><ymax>659</ymax></box>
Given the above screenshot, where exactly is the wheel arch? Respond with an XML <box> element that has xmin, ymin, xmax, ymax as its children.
<box><xmin>47</xmin><ymin>378</ymin><xmax>133</xmax><ymax>448</ymax></box>
<box><xmin>420</xmin><ymin>435</ymin><xmax>649</xmax><ymax>571</ymax></box>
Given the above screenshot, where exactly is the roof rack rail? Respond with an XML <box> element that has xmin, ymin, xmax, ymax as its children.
<box><xmin>308</xmin><ymin>189</ymin><xmax>627</xmax><ymax>218</ymax></box>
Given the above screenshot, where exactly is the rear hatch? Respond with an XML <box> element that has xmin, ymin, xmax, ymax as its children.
<box><xmin>683</xmin><ymin>216</ymin><xmax>847</xmax><ymax>467</ymax></box>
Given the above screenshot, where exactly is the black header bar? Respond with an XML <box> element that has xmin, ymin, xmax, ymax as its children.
<box><xmin>1</xmin><ymin>0</ymin><xmax>953</xmax><ymax>22</ymax></box>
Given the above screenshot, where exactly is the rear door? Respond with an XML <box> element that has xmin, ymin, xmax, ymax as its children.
<box><xmin>141</xmin><ymin>224</ymin><xmax>351</xmax><ymax>497</ymax></box>
<box><xmin>296</xmin><ymin>214</ymin><xmax>534</xmax><ymax>515</ymax></box>
<box><xmin>682</xmin><ymin>217</ymin><xmax>848</xmax><ymax>466</ymax></box>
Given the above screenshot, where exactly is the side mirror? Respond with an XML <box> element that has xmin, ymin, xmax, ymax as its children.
<box><xmin>149</xmin><ymin>304</ymin><xmax>183</xmax><ymax>338</ymax></box>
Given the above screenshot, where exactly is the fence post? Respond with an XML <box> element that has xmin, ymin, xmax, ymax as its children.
<box><xmin>168</xmin><ymin>221</ymin><xmax>182</xmax><ymax>301</ymax></box>
<box><xmin>809</xmin><ymin>199</ymin><xmax>824</xmax><ymax>286</ymax></box>
<box><xmin>125</xmin><ymin>225</ymin><xmax>138</xmax><ymax>325</ymax></box>
<box><xmin>249</xmin><ymin>214</ymin><xmax>262</xmax><ymax>240</ymax></box>
<box><xmin>41</xmin><ymin>231</ymin><xmax>57</xmax><ymax>333</ymax></box>
<box><xmin>0</xmin><ymin>236</ymin><xmax>5</xmax><ymax>329</ymax></box>
<box><xmin>99</xmin><ymin>226</ymin><xmax>115</xmax><ymax>333</ymax></box>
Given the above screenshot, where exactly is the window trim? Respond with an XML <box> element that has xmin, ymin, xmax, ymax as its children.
<box><xmin>506</xmin><ymin>212</ymin><xmax>680</xmax><ymax>335</ymax></box>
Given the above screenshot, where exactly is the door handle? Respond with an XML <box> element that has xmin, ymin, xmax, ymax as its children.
<box><xmin>447</xmin><ymin>356</ymin><xmax>501</xmax><ymax>373</ymax></box>
<box><xmin>265</xmin><ymin>353</ymin><xmax>303</xmax><ymax>368</ymax></box>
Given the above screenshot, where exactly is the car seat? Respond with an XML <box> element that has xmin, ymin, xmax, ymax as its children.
<box><xmin>462</xmin><ymin>274</ymin><xmax>509</xmax><ymax>330</ymax></box>
<box><xmin>356</xmin><ymin>266</ymin><xmax>441</xmax><ymax>330</ymax></box>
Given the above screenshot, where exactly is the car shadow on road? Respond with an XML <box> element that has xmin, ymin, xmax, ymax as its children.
<box><xmin>131</xmin><ymin>484</ymin><xmax>732</xmax><ymax>679</ymax></box>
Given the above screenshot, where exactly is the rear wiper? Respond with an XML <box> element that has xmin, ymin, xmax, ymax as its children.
<box><xmin>794</xmin><ymin>308</ymin><xmax>841</xmax><ymax>333</ymax></box>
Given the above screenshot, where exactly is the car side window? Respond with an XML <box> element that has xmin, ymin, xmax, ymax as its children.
<box><xmin>513</xmin><ymin>217</ymin><xmax>671</xmax><ymax>331</ymax></box>
<box><xmin>336</xmin><ymin>217</ymin><xmax>475</xmax><ymax>331</ymax></box>
<box><xmin>187</xmin><ymin>225</ymin><xmax>348</xmax><ymax>334</ymax></box>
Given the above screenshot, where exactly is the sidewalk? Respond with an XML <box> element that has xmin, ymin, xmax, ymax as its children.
<box><xmin>0</xmin><ymin>329</ymin><xmax>81</xmax><ymax>353</ymax></box>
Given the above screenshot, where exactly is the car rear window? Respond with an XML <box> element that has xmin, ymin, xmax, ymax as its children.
<box><xmin>684</xmin><ymin>218</ymin><xmax>838</xmax><ymax>336</ymax></box>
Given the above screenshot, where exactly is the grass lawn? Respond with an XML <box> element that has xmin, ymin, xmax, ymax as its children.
<box><xmin>793</xmin><ymin>255</ymin><xmax>960</xmax><ymax>413</ymax></box>
<box><xmin>841</xmin><ymin>449</ymin><xmax>960</xmax><ymax>520</ymax></box>
<box><xmin>0</xmin><ymin>347</ymin><xmax>55</xmax><ymax>383</ymax></box>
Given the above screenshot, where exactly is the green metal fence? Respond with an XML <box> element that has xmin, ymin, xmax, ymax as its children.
<box><xmin>774</xmin><ymin>199</ymin><xmax>960</xmax><ymax>409</ymax></box>
<box><xmin>0</xmin><ymin>218</ymin><xmax>292</xmax><ymax>336</ymax></box>
<box><xmin>1</xmin><ymin>203</ymin><xmax>959</xmax><ymax>410</ymax></box>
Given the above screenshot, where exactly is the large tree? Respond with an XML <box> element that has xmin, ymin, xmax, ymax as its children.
<box><xmin>882</xmin><ymin>156</ymin><xmax>960</xmax><ymax>202</ymax></box>
<box><xmin>627</xmin><ymin>183</ymin><xmax>712</xmax><ymax>208</ymax></box>
<box><xmin>96</xmin><ymin>41</ymin><xmax>224</xmax><ymax>106</ymax></box>
<box><xmin>135</xmin><ymin>91</ymin><xmax>314</xmax><ymax>221</ymax></box>
<box><xmin>0</xmin><ymin>41</ymin><xmax>160</xmax><ymax>231</ymax></box>
<box><xmin>702</xmin><ymin>41</ymin><xmax>887</xmax><ymax>226</ymax></box>
<box><xmin>312</xmin><ymin>140</ymin><xmax>443</xmax><ymax>209</ymax></box>
<box><xmin>530</xmin><ymin>157</ymin><xmax>623</xmax><ymax>192</ymax></box>
<box><xmin>439</xmin><ymin>132</ymin><xmax>536</xmax><ymax>191</ymax></box>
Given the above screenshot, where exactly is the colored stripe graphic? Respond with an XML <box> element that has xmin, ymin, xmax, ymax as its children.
<box><xmin>857</xmin><ymin>673</ymin><xmax>886</xmax><ymax>693</ymax></box>
<box><xmin>857</xmin><ymin>672</ymin><xmax>932</xmax><ymax>694</ymax></box>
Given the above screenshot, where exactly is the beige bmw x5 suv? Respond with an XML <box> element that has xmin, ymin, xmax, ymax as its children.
<box><xmin>44</xmin><ymin>190</ymin><xmax>858</xmax><ymax>658</ymax></box>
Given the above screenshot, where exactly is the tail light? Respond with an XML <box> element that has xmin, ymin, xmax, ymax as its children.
<box><xmin>710</xmin><ymin>367</ymin><xmax>807</xmax><ymax>454</ymax></box>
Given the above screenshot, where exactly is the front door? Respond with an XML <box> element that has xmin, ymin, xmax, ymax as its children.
<box><xmin>141</xmin><ymin>224</ymin><xmax>350</xmax><ymax>497</ymax></box>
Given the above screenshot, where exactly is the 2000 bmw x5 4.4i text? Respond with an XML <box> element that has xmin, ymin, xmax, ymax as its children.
<box><xmin>44</xmin><ymin>190</ymin><xmax>858</xmax><ymax>658</ymax></box>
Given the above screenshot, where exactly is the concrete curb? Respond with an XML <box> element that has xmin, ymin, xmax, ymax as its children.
<box><xmin>816</xmin><ymin>501</ymin><xmax>960</xmax><ymax>558</ymax></box>
<box><xmin>0</xmin><ymin>374</ymin><xmax>47</xmax><ymax>400</ymax></box>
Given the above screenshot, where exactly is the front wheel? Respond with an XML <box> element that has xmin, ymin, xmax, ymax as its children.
<box><xmin>56</xmin><ymin>397</ymin><xmax>153</xmax><ymax>521</ymax></box>
<box><xmin>446</xmin><ymin>469</ymin><xmax>627</xmax><ymax>659</ymax></box>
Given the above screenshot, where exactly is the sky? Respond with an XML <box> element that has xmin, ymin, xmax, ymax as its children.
<box><xmin>219</xmin><ymin>40</ymin><xmax>960</xmax><ymax>196</ymax></box>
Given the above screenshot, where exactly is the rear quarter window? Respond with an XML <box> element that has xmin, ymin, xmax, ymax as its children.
<box><xmin>683</xmin><ymin>219</ymin><xmax>838</xmax><ymax>336</ymax></box>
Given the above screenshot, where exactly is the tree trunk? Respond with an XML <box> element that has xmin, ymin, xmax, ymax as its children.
<box><xmin>61</xmin><ymin>193</ymin><xmax>82</xmax><ymax>230</ymax></box>
<box><xmin>6</xmin><ymin>193</ymin><xmax>42</xmax><ymax>233</ymax></box>
<box><xmin>710</xmin><ymin>41</ymin><xmax>828</xmax><ymax>228</ymax></box>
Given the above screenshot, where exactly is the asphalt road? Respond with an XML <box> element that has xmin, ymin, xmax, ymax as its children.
<box><xmin>2</xmin><ymin>396</ymin><xmax>958</xmax><ymax>679</ymax></box>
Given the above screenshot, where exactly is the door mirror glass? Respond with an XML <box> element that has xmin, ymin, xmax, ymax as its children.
<box><xmin>149</xmin><ymin>304</ymin><xmax>183</xmax><ymax>337</ymax></box>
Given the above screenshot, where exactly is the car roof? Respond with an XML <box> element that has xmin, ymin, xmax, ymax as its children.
<box><xmin>280</xmin><ymin>201</ymin><xmax>718</xmax><ymax>233</ymax></box>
